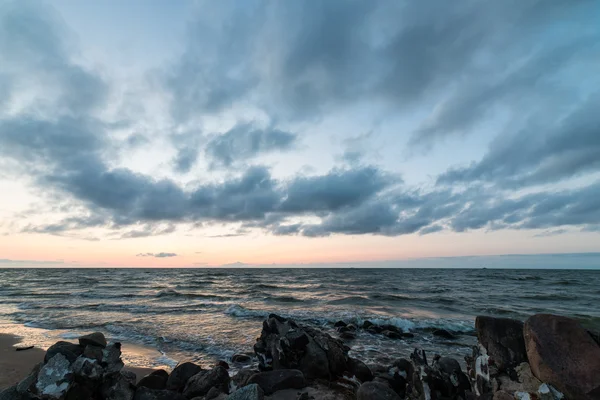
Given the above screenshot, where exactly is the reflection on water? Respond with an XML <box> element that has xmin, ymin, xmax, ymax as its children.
<box><xmin>0</xmin><ymin>268</ymin><xmax>598</xmax><ymax>369</ymax></box>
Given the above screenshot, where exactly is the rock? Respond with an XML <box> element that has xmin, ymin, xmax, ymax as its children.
<box><xmin>166</xmin><ymin>361</ymin><xmax>203</xmax><ymax>392</ymax></box>
<box><xmin>391</xmin><ymin>358</ymin><xmax>413</xmax><ymax>380</ymax></box>
<box><xmin>254</xmin><ymin>315</ymin><xmax>350</xmax><ymax>380</ymax></box>
<box><xmin>0</xmin><ymin>386</ymin><xmax>18</xmax><ymax>400</ymax></box>
<box><xmin>347</xmin><ymin>358</ymin><xmax>373</xmax><ymax>383</ymax></box>
<box><xmin>588</xmin><ymin>330</ymin><xmax>600</xmax><ymax>347</ymax></box>
<box><xmin>232</xmin><ymin>369</ymin><xmax>259</xmax><ymax>388</ymax></box>
<box><xmin>216</xmin><ymin>360</ymin><xmax>230</xmax><ymax>370</ymax></box>
<box><xmin>476</xmin><ymin>316</ymin><xmax>527</xmax><ymax>371</ymax></box>
<box><xmin>339</xmin><ymin>331</ymin><xmax>356</xmax><ymax>340</ymax></box>
<box><xmin>66</xmin><ymin>383</ymin><xmax>95</xmax><ymax>400</ymax></box>
<box><xmin>524</xmin><ymin>313</ymin><xmax>600</xmax><ymax>399</ymax></box>
<box><xmin>232</xmin><ymin>354</ymin><xmax>252</xmax><ymax>364</ymax></box>
<box><xmin>138</xmin><ymin>374</ymin><xmax>167</xmax><ymax>390</ymax></box>
<box><xmin>134</xmin><ymin>387</ymin><xmax>187</xmax><ymax>400</ymax></box>
<box><xmin>382</xmin><ymin>330</ymin><xmax>403</xmax><ymax>340</ymax></box>
<box><xmin>227</xmin><ymin>383</ymin><xmax>264</xmax><ymax>400</ymax></box>
<box><xmin>17</xmin><ymin>362</ymin><xmax>42</xmax><ymax>394</ymax></box>
<box><xmin>103</xmin><ymin>343</ymin><xmax>125</xmax><ymax>374</ymax></box>
<box><xmin>150</xmin><ymin>369</ymin><xmax>169</xmax><ymax>379</ymax></box>
<box><xmin>206</xmin><ymin>386</ymin><xmax>225</xmax><ymax>399</ymax></box>
<box><xmin>102</xmin><ymin>371</ymin><xmax>135</xmax><ymax>400</ymax></box>
<box><xmin>247</xmin><ymin>370</ymin><xmax>306</xmax><ymax>395</ymax></box>
<box><xmin>493</xmin><ymin>390</ymin><xmax>513</xmax><ymax>400</ymax></box>
<box><xmin>436</xmin><ymin>357</ymin><xmax>461</xmax><ymax>375</ymax></box>
<box><xmin>121</xmin><ymin>370</ymin><xmax>138</xmax><ymax>385</ymax></box>
<box><xmin>432</xmin><ymin>329</ymin><xmax>456</xmax><ymax>340</ymax></box>
<box><xmin>334</xmin><ymin>321</ymin><xmax>347</xmax><ymax>328</ymax></box>
<box><xmin>45</xmin><ymin>341</ymin><xmax>83</xmax><ymax>364</ymax></box>
<box><xmin>183</xmin><ymin>366</ymin><xmax>230</xmax><ymax>398</ymax></box>
<box><xmin>72</xmin><ymin>356</ymin><xmax>103</xmax><ymax>380</ymax></box>
<box><xmin>36</xmin><ymin>353</ymin><xmax>73</xmax><ymax>399</ymax></box>
<box><xmin>83</xmin><ymin>344</ymin><xmax>104</xmax><ymax>361</ymax></box>
<box><xmin>357</xmin><ymin>382</ymin><xmax>401</xmax><ymax>400</ymax></box>
<box><xmin>495</xmin><ymin>362</ymin><xmax>541</xmax><ymax>394</ymax></box>
<box><xmin>78</xmin><ymin>332</ymin><xmax>107</xmax><ymax>348</ymax></box>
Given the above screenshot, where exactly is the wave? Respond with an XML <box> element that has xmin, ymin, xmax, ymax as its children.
<box><xmin>265</xmin><ymin>295</ymin><xmax>305</xmax><ymax>303</ymax></box>
<box><xmin>369</xmin><ymin>294</ymin><xmax>413</xmax><ymax>302</ymax></box>
<box><xmin>327</xmin><ymin>296</ymin><xmax>371</xmax><ymax>305</ymax></box>
<box><xmin>155</xmin><ymin>289</ymin><xmax>230</xmax><ymax>301</ymax></box>
<box><xmin>519</xmin><ymin>294</ymin><xmax>578</xmax><ymax>301</ymax></box>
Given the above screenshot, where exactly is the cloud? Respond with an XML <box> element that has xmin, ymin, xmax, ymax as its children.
<box><xmin>0</xmin><ymin>258</ymin><xmax>66</xmax><ymax>266</ymax></box>
<box><xmin>206</xmin><ymin>124</ymin><xmax>297</xmax><ymax>167</ymax></box>
<box><xmin>136</xmin><ymin>252</ymin><xmax>177</xmax><ymax>258</ymax></box>
<box><xmin>438</xmin><ymin>92</ymin><xmax>600</xmax><ymax>188</ymax></box>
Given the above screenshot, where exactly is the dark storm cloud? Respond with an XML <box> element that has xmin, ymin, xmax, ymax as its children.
<box><xmin>206</xmin><ymin>124</ymin><xmax>297</xmax><ymax>167</ymax></box>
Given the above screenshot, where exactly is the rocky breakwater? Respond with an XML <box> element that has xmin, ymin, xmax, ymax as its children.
<box><xmin>2</xmin><ymin>312</ymin><xmax>599</xmax><ymax>400</ymax></box>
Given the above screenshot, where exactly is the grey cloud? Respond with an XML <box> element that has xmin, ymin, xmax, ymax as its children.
<box><xmin>438</xmin><ymin>92</ymin><xmax>600</xmax><ymax>188</ymax></box>
<box><xmin>206</xmin><ymin>124</ymin><xmax>297</xmax><ymax>167</ymax></box>
<box><xmin>136</xmin><ymin>252</ymin><xmax>177</xmax><ymax>258</ymax></box>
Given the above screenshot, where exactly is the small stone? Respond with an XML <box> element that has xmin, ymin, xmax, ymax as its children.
<box><xmin>382</xmin><ymin>330</ymin><xmax>403</xmax><ymax>340</ymax></box>
<box><xmin>79</xmin><ymin>332</ymin><xmax>107</xmax><ymax>348</ymax></box>
<box><xmin>232</xmin><ymin>354</ymin><xmax>252</xmax><ymax>363</ymax></box>
<box><xmin>433</xmin><ymin>329</ymin><xmax>456</xmax><ymax>339</ymax></box>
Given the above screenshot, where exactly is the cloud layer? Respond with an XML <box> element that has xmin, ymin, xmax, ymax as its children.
<box><xmin>1</xmin><ymin>0</ymin><xmax>599</xmax><ymax>242</ymax></box>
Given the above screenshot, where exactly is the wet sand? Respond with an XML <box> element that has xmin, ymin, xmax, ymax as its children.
<box><xmin>0</xmin><ymin>333</ymin><xmax>156</xmax><ymax>390</ymax></box>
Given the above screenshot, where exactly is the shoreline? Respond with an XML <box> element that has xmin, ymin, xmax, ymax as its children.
<box><xmin>0</xmin><ymin>333</ymin><xmax>156</xmax><ymax>390</ymax></box>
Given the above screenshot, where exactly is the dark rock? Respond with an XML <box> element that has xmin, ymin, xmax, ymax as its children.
<box><xmin>382</xmin><ymin>330</ymin><xmax>403</xmax><ymax>340</ymax></box>
<box><xmin>339</xmin><ymin>331</ymin><xmax>356</xmax><ymax>340</ymax></box>
<box><xmin>183</xmin><ymin>366</ymin><xmax>230</xmax><ymax>398</ymax></box>
<box><xmin>36</xmin><ymin>353</ymin><xmax>73</xmax><ymax>398</ymax></box>
<box><xmin>0</xmin><ymin>386</ymin><xmax>18</xmax><ymax>400</ymax></box>
<box><xmin>227</xmin><ymin>383</ymin><xmax>264</xmax><ymax>400</ymax></box>
<box><xmin>476</xmin><ymin>316</ymin><xmax>527</xmax><ymax>371</ymax></box>
<box><xmin>347</xmin><ymin>358</ymin><xmax>373</xmax><ymax>383</ymax></box>
<box><xmin>432</xmin><ymin>329</ymin><xmax>456</xmax><ymax>340</ymax></box>
<box><xmin>134</xmin><ymin>387</ymin><xmax>186</xmax><ymax>400</ymax></box>
<box><xmin>435</xmin><ymin>357</ymin><xmax>461</xmax><ymax>375</ymax></box>
<box><xmin>103</xmin><ymin>343</ymin><xmax>125</xmax><ymax>374</ymax></box>
<box><xmin>166</xmin><ymin>361</ymin><xmax>203</xmax><ymax>392</ymax></box>
<box><xmin>138</xmin><ymin>374</ymin><xmax>167</xmax><ymax>390</ymax></box>
<box><xmin>101</xmin><ymin>373</ymin><xmax>136</xmax><ymax>400</ymax></box>
<box><xmin>232</xmin><ymin>368</ymin><xmax>259</xmax><ymax>388</ymax></box>
<box><xmin>232</xmin><ymin>354</ymin><xmax>252</xmax><ymax>364</ymax></box>
<box><xmin>247</xmin><ymin>370</ymin><xmax>306</xmax><ymax>395</ymax></box>
<box><xmin>79</xmin><ymin>332</ymin><xmax>107</xmax><ymax>348</ymax></box>
<box><xmin>493</xmin><ymin>390</ymin><xmax>513</xmax><ymax>400</ymax></box>
<box><xmin>83</xmin><ymin>344</ymin><xmax>104</xmax><ymax>361</ymax></box>
<box><xmin>72</xmin><ymin>355</ymin><xmax>103</xmax><ymax>380</ymax></box>
<box><xmin>121</xmin><ymin>371</ymin><xmax>138</xmax><ymax>385</ymax></box>
<box><xmin>345</xmin><ymin>324</ymin><xmax>357</xmax><ymax>331</ymax></box>
<box><xmin>17</xmin><ymin>362</ymin><xmax>42</xmax><ymax>394</ymax></box>
<box><xmin>334</xmin><ymin>321</ymin><xmax>347</xmax><ymax>328</ymax></box>
<box><xmin>254</xmin><ymin>315</ymin><xmax>350</xmax><ymax>380</ymax></box>
<box><xmin>391</xmin><ymin>358</ymin><xmax>413</xmax><ymax>380</ymax></box>
<box><xmin>524</xmin><ymin>313</ymin><xmax>600</xmax><ymax>399</ymax></box>
<box><xmin>206</xmin><ymin>386</ymin><xmax>224</xmax><ymax>399</ymax></box>
<box><xmin>216</xmin><ymin>360</ymin><xmax>230</xmax><ymax>370</ymax></box>
<box><xmin>337</xmin><ymin>326</ymin><xmax>353</xmax><ymax>333</ymax></box>
<box><xmin>150</xmin><ymin>369</ymin><xmax>169</xmax><ymax>379</ymax></box>
<box><xmin>361</xmin><ymin>321</ymin><xmax>374</xmax><ymax>330</ymax></box>
<box><xmin>15</xmin><ymin>345</ymin><xmax>34</xmax><ymax>352</ymax></box>
<box><xmin>588</xmin><ymin>330</ymin><xmax>600</xmax><ymax>347</ymax></box>
<box><xmin>366</xmin><ymin>326</ymin><xmax>382</xmax><ymax>335</ymax></box>
<box><xmin>66</xmin><ymin>383</ymin><xmax>95</xmax><ymax>400</ymax></box>
<box><xmin>45</xmin><ymin>341</ymin><xmax>83</xmax><ymax>364</ymax></box>
<box><xmin>400</xmin><ymin>332</ymin><xmax>414</xmax><ymax>338</ymax></box>
<box><xmin>357</xmin><ymin>382</ymin><xmax>401</xmax><ymax>400</ymax></box>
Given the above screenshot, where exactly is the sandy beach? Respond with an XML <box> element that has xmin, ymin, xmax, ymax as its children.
<box><xmin>0</xmin><ymin>333</ymin><xmax>156</xmax><ymax>390</ymax></box>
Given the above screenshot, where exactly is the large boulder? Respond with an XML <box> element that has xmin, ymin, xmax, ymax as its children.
<box><xmin>357</xmin><ymin>382</ymin><xmax>401</xmax><ymax>400</ymax></box>
<box><xmin>134</xmin><ymin>387</ymin><xmax>187</xmax><ymax>400</ymax></box>
<box><xmin>246</xmin><ymin>370</ymin><xmax>306</xmax><ymax>395</ymax></box>
<box><xmin>227</xmin><ymin>384</ymin><xmax>264</xmax><ymax>400</ymax></box>
<box><xmin>79</xmin><ymin>332</ymin><xmax>107</xmax><ymax>348</ymax></box>
<box><xmin>476</xmin><ymin>316</ymin><xmax>527</xmax><ymax>371</ymax></box>
<box><xmin>254</xmin><ymin>314</ymin><xmax>350</xmax><ymax>380</ymax></box>
<box><xmin>101</xmin><ymin>373</ymin><xmax>136</xmax><ymax>400</ymax></box>
<box><xmin>347</xmin><ymin>358</ymin><xmax>373</xmax><ymax>383</ymax></box>
<box><xmin>183</xmin><ymin>366</ymin><xmax>230</xmax><ymax>398</ymax></box>
<box><xmin>166</xmin><ymin>362</ymin><xmax>203</xmax><ymax>392</ymax></box>
<box><xmin>524</xmin><ymin>314</ymin><xmax>600</xmax><ymax>399</ymax></box>
<box><xmin>36</xmin><ymin>353</ymin><xmax>73</xmax><ymax>399</ymax></box>
<box><xmin>137</xmin><ymin>374</ymin><xmax>167</xmax><ymax>390</ymax></box>
<box><xmin>102</xmin><ymin>343</ymin><xmax>125</xmax><ymax>374</ymax></box>
<box><xmin>45</xmin><ymin>341</ymin><xmax>84</xmax><ymax>364</ymax></box>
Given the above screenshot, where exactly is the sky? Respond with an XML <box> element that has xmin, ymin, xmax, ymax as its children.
<box><xmin>0</xmin><ymin>0</ymin><xmax>599</xmax><ymax>268</ymax></box>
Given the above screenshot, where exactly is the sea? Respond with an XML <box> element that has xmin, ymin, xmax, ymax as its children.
<box><xmin>0</xmin><ymin>268</ymin><xmax>598</xmax><ymax>371</ymax></box>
